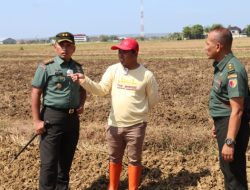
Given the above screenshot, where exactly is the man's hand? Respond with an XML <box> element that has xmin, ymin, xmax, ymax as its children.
<box><xmin>212</xmin><ymin>126</ymin><xmax>216</xmax><ymax>138</ymax></box>
<box><xmin>222</xmin><ymin>144</ymin><xmax>234</xmax><ymax>162</ymax></box>
<box><xmin>76</xmin><ymin>106</ymin><xmax>84</xmax><ymax>114</ymax></box>
<box><xmin>69</xmin><ymin>73</ymin><xmax>85</xmax><ymax>83</ymax></box>
<box><xmin>34</xmin><ymin>120</ymin><xmax>46</xmax><ymax>135</ymax></box>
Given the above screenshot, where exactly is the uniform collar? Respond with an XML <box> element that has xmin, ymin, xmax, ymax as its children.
<box><xmin>54</xmin><ymin>56</ymin><xmax>72</xmax><ymax>65</ymax></box>
<box><xmin>213</xmin><ymin>53</ymin><xmax>234</xmax><ymax>71</ymax></box>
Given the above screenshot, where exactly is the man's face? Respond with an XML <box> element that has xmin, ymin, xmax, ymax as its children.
<box><xmin>54</xmin><ymin>41</ymin><xmax>75</xmax><ymax>61</ymax></box>
<box><xmin>205</xmin><ymin>32</ymin><xmax>220</xmax><ymax>60</ymax></box>
<box><xmin>118</xmin><ymin>49</ymin><xmax>137</xmax><ymax>67</ymax></box>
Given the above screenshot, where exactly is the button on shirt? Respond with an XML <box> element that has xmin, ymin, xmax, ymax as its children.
<box><xmin>32</xmin><ymin>56</ymin><xmax>83</xmax><ymax>109</ymax></box>
<box><xmin>209</xmin><ymin>53</ymin><xmax>248</xmax><ymax>118</ymax></box>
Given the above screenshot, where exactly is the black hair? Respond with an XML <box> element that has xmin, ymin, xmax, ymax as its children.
<box><xmin>211</xmin><ymin>27</ymin><xmax>233</xmax><ymax>50</ymax></box>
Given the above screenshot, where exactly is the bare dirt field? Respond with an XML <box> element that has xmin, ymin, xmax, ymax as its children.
<box><xmin>1</xmin><ymin>38</ymin><xmax>250</xmax><ymax>189</ymax></box>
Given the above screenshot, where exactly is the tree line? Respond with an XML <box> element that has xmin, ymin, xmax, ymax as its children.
<box><xmin>3</xmin><ymin>24</ymin><xmax>250</xmax><ymax>44</ymax></box>
<box><xmin>166</xmin><ymin>24</ymin><xmax>250</xmax><ymax>40</ymax></box>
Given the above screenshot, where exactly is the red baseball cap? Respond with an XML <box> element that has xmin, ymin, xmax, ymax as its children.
<box><xmin>111</xmin><ymin>38</ymin><xmax>139</xmax><ymax>52</ymax></box>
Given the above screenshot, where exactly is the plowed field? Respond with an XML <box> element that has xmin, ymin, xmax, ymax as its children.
<box><xmin>1</xmin><ymin>39</ymin><xmax>250</xmax><ymax>189</ymax></box>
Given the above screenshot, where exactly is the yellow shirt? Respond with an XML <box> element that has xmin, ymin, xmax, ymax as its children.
<box><xmin>81</xmin><ymin>63</ymin><xmax>159</xmax><ymax>127</ymax></box>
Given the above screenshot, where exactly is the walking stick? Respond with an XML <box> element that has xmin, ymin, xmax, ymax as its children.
<box><xmin>10</xmin><ymin>133</ymin><xmax>38</xmax><ymax>164</ymax></box>
<box><xmin>10</xmin><ymin>121</ymin><xmax>49</xmax><ymax>164</ymax></box>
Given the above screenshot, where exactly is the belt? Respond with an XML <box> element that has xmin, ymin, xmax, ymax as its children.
<box><xmin>45</xmin><ymin>106</ymin><xmax>76</xmax><ymax>114</ymax></box>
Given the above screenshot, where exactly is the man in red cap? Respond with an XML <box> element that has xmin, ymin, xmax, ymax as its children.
<box><xmin>70</xmin><ymin>38</ymin><xmax>158</xmax><ymax>190</ymax></box>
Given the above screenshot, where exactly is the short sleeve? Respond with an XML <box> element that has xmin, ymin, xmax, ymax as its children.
<box><xmin>31</xmin><ymin>64</ymin><xmax>48</xmax><ymax>89</ymax></box>
<box><xmin>227</xmin><ymin>72</ymin><xmax>246</xmax><ymax>98</ymax></box>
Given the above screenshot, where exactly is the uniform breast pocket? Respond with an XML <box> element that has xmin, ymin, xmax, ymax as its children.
<box><xmin>51</xmin><ymin>75</ymin><xmax>66</xmax><ymax>90</ymax></box>
<box><xmin>212</xmin><ymin>79</ymin><xmax>222</xmax><ymax>93</ymax></box>
<box><xmin>51</xmin><ymin>76</ymin><xmax>60</xmax><ymax>83</ymax></box>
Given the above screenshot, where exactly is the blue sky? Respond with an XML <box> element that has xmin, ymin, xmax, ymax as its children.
<box><xmin>1</xmin><ymin>0</ymin><xmax>249</xmax><ymax>39</ymax></box>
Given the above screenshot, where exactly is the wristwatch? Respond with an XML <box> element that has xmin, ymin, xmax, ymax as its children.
<box><xmin>225</xmin><ymin>138</ymin><xmax>236</xmax><ymax>146</ymax></box>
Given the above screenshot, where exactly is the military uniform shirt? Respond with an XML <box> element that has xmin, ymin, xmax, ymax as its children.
<box><xmin>32</xmin><ymin>56</ymin><xmax>83</xmax><ymax>109</ymax></box>
<box><xmin>209</xmin><ymin>53</ymin><xmax>248</xmax><ymax>117</ymax></box>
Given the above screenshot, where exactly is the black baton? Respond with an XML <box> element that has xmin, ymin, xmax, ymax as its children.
<box><xmin>10</xmin><ymin>133</ymin><xmax>38</xmax><ymax>163</ymax></box>
<box><xmin>10</xmin><ymin>121</ymin><xmax>49</xmax><ymax>163</ymax></box>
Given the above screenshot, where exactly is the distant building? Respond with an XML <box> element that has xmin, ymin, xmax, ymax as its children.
<box><xmin>228</xmin><ymin>26</ymin><xmax>245</xmax><ymax>38</ymax></box>
<box><xmin>118</xmin><ymin>36</ymin><xmax>127</xmax><ymax>40</ymax></box>
<box><xmin>2</xmin><ymin>38</ymin><xmax>16</xmax><ymax>44</ymax></box>
<box><xmin>74</xmin><ymin>34</ymin><xmax>88</xmax><ymax>43</ymax></box>
<box><xmin>0</xmin><ymin>37</ymin><xmax>16</xmax><ymax>44</ymax></box>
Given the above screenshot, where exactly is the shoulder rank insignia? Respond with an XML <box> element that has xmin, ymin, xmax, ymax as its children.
<box><xmin>38</xmin><ymin>58</ymin><xmax>54</xmax><ymax>69</ymax></box>
<box><xmin>227</xmin><ymin>63</ymin><xmax>235</xmax><ymax>74</ymax></box>
<box><xmin>227</xmin><ymin>73</ymin><xmax>237</xmax><ymax>79</ymax></box>
<box><xmin>43</xmin><ymin>58</ymin><xmax>54</xmax><ymax>65</ymax></box>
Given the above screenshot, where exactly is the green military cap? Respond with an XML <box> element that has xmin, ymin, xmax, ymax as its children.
<box><xmin>55</xmin><ymin>32</ymin><xmax>75</xmax><ymax>44</ymax></box>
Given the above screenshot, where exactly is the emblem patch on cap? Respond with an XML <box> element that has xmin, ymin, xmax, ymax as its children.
<box><xmin>62</xmin><ymin>33</ymin><xmax>69</xmax><ymax>36</ymax></box>
<box><xmin>229</xmin><ymin>79</ymin><xmax>237</xmax><ymax>88</ymax></box>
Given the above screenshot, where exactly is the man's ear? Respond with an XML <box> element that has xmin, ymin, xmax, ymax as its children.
<box><xmin>134</xmin><ymin>50</ymin><xmax>138</xmax><ymax>57</ymax></box>
<box><xmin>216</xmin><ymin>42</ymin><xmax>222</xmax><ymax>52</ymax></box>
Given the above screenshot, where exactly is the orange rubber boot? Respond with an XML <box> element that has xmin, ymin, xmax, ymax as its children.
<box><xmin>107</xmin><ymin>162</ymin><xmax>122</xmax><ymax>190</ymax></box>
<box><xmin>128</xmin><ymin>165</ymin><xmax>142</xmax><ymax>190</ymax></box>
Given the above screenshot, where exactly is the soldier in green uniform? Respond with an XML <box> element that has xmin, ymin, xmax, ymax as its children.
<box><xmin>31</xmin><ymin>32</ymin><xmax>86</xmax><ymax>190</ymax></box>
<box><xmin>205</xmin><ymin>27</ymin><xmax>249</xmax><ymax>189</ymax></box>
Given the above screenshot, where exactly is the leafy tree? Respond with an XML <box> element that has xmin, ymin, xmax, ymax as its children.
<box><xmin>211</xmin><ymin>24</ymin><xmax>223</xmax><ymax>30</ymax></box>
<box><xmin>109</xmin><ymin>35</ymin><xmax>118</xmax><ymax>41</ymax></box>
<box><xmin>99</xmin><ymin>35</ymin><xmax>109</xmax><ymax>42</ymax></box>
<box><xmin>182</xmin><ymin>26</ymin><xmax>191</xmax><ymax>39</ymax></box>
<box><xmin>191</xmin><ymin>24</ymin><xmax>204</xmax><ymax>39</ymax></box>
<box><xmin>244</xmin><ymin>25</ymin><xmax>250</xmax><ymax>37</ymax></box>
<box><xmin>204</xmin><ymin>24</ymin><xmax>223</xmax><ymax>33</ymax></box>
<box><xmin>167</xmin><ymin>32</ymin><xmax>182</xmax><ymax>40</ymax></box>
<box><xmin>204</xmin><ymin>26</ymin><xmax>211</xmax><ymax>33</ymax></box>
